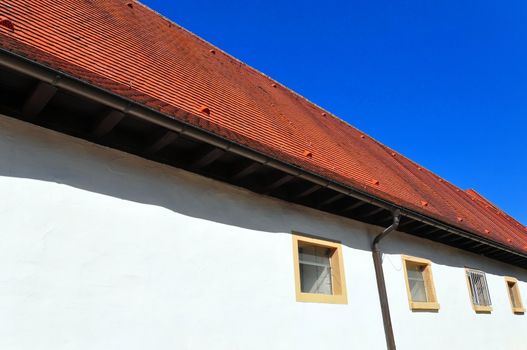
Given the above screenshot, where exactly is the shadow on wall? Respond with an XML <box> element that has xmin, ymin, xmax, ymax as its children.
<box><xmin>0</xmin><ymin>114</ymin><xmax>377</xmax><ymax>251</ymax></box>
<box><xmin>1</xmin><ymin>114</ymin><xmax>526</xmax><ymax>282</ymax></box>
<box><xmin>381</xmin><ymin>230</ymin><xmax>527</xmax><ymax>282</ymax></box>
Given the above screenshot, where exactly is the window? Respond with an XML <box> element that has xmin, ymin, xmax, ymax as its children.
<box><xmin>401</xmin><ymin>256</ymin><xmax>439</xmax><ymax>311</ymax></box>
<box><xmin>465</xmin><ymin>268</ymin><xmax>492</xmax><ymax>312</ymax></box>
<box><xmin>505</xmin><ymin>277</ymin><xmax>525</xmax><ymax>314</ymax></box>
<box><xmin>292</xmin><ymin>233</ymin><xmax>347</xmax><ymax>304</ymax></box>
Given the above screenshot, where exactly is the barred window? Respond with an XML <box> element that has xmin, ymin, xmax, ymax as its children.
<box><xmin>466</xmin><ymin>268</ymin><xmax>492</xmax><ymax>312</ymax></box>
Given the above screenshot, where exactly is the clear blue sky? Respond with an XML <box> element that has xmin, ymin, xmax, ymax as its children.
<box><xmin>141</xmin><ymin>0</ymin><xmax>526</xmax><ymax>225</ymax></box>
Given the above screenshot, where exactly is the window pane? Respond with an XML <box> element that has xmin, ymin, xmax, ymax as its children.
<box><xmin>476</xmin><ymin>275</ymin><xmax>488</xmax><ymax>305</ymax></box>
<box><xmin>299</xmin><ymin>245</ymin><xmax>332</xmax><ymax>295</ymax></box>
<box><xmin>407</xmin><ymin>264</ymin><xmax>428</xmax><ymax>302</ymax></box>
<box><xmin>508</xmin><ymin>283</ymin><xmax>519</xmax><ymax>308</ymax></box>
<box><xmin>299</xmin><ymin>246</ymin><xmax>330</xmax><ymax>267</ymax></box>
<box><xmin>299</xmin><ymin>264</ymin><xmax>332</xmax><ymax>294</ymax></box>
<box><xmin>474</xmin><ymin>274</ymin><xmax>483</xmax><ymax>304</ymax></box>
<box><xmin>409</xmin><ymin>280</ymin><xmax>427</xmax><ymax>302</ymax></box>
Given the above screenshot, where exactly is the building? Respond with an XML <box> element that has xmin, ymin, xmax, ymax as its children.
<box><xmin>0</xmin><ymin>1</ymin><xmax>525</xmax><ymax>349</ymax></box>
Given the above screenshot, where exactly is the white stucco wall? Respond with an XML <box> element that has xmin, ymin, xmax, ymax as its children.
<box><xmin>0</xmin><ymin>115</ymin><xmax>525</xmax><ymax>349</ymax></box>
<box><xmin>383</xmin><ymin>232</ymin><xmax>527</xmax><ymax>349</ymax></box>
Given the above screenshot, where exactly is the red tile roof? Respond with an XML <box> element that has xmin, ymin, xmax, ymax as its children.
<box><xmin>1</xmin><ymin>0</ymin><xmax>526</xmax><ymax>253</ymax></box>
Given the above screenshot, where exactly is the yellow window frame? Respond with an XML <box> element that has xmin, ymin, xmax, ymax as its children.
<box><xmin>292</xmin><ymin>233</ymin><xmax>347</xmax><ymax>304</ymax></box>
<box><xmin>465</xmin><ymin>267</ymin><xmax>493</xmax><ymax>313</ymax></box>
<box><xmin>402</xmin><ymin>255</ymin><xmax>440</xmax><ymax>311</ymax></box>
<box><xmin>505</xmin><ymin>276</ymin><xmax>525</xmax><ymax>314</ymax></box>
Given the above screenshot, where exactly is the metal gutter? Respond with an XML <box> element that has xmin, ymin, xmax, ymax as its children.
<box><xmin>372</xmin><ymin>210</ymin><xmax>401</xmax><ymax>350</ymax></box>
<box><xmin>1</xmin><ymin>48</ymin><xmax>526</xmax><ymax>265</ymax></box>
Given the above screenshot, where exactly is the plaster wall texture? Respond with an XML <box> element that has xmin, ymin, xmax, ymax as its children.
<box><xmin>0</xmin><ymin>115</ymin><xmax>525</xmax><ymax>349</ymax></box>
<box><xmin>383</xmin><ymin>231</ymin><xmax>527</xmax><ymax>349</ymax></box>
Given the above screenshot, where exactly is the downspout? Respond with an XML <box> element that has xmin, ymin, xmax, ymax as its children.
<box><xmin>372</xmin><ymin>209</ymin><xmax>401</xmax><ymax>350</ymax></box>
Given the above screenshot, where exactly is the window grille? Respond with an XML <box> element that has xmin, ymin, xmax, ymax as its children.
<box><xmin>466</xmin><ymin>269</ymin><xmax>492</xmax><ymax>307</ymax></box>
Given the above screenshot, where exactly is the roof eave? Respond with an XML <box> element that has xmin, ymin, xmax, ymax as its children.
<box><xmin>0</xmin><ymin>47</ymin><xmax>525</xmax><ymax>267</ymax></box>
